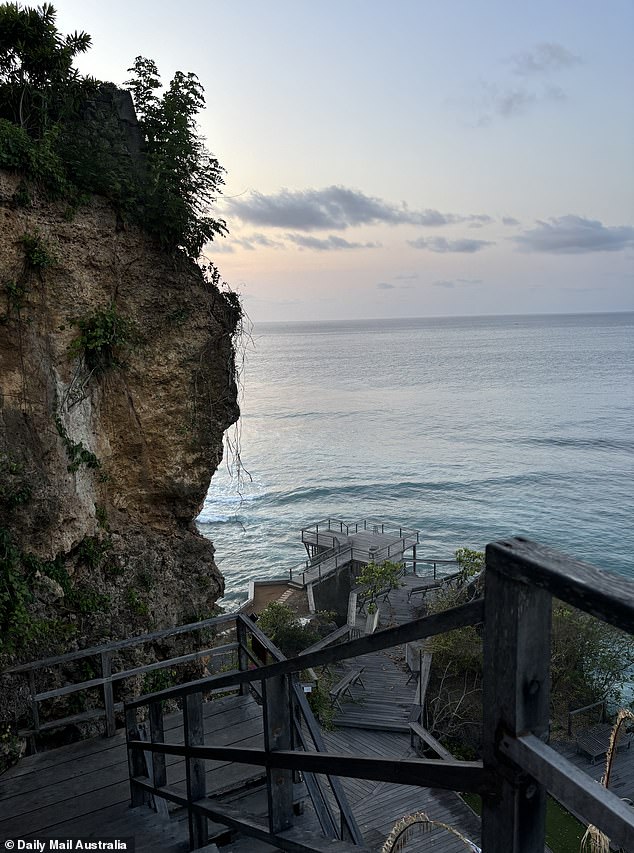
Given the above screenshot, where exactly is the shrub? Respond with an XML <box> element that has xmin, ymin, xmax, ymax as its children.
<box><xmin>68</xmin><ymin>305</ymin><xmax>139</xmax><ymax>371</ymax></box>
<box><xmin>256</xmin><ymin>602</ymin><xmax>335</xmax><ymax>658</ymax></box>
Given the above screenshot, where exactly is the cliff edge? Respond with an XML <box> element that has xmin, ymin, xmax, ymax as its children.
<box><xmin>0</xmin><ymin>167</ymin><xmax>240</xmax><ymax>671</ymax></box>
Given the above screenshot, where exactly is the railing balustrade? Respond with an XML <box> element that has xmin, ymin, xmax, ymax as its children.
<box><xmin>5</xmin><ymin>614</ymin><xmax>238</xmax><ymax>739</ymax></box>
<box><xmin>124</xmin><ymin>538</ymin><xmax>634</xmax><ymax>853</ymax></box>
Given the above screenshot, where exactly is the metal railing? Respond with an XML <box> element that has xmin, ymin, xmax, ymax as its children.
<box><xmin>125</xmin><ymin>538</ymin><xmax>634</xmax><ymax>852</ymax></box>
<box><xmin>300</xmin><ymin>517</ymin><xmax>419</xmax><ymax>544</ymax></box>
<box><xmin>401</xmin><ymin>556</ymin><xmax>459</xmax><ymax>579</ymax></box>
<box><xmin>290</xmin><ymin>539</ymin><xmax>419</xmax><ymax>586</ymax></box>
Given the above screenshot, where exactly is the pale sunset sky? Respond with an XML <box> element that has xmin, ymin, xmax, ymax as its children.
<box><xmin>54</xmin><ymin>0</ymin><xmax>633</xmax><ymax>322</ymax></box>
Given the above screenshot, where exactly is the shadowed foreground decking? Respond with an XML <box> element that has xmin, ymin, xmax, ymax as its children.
<box><xmin>0</xmin><ymin>694</ymin><xmax>266</xmax><ymax>851</ymax></box>
<box><xmin>0</xmin><ymin>691</ymin><xmax>480</xmax><ymax>852</ymax></box>
<box><xmin>2</xmin><ymin>538</ymin><xmax>633</xmax><ymax>852</ymax></box>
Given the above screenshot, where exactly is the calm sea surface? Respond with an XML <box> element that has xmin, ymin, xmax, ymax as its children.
<box><xmin>197</xmin><ymin>313</ymin><xmax>634</xmax><ymax>609</ymax></box>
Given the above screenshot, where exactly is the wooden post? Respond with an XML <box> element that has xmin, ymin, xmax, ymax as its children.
<box><xmin>101</xmin><ymin>651</ymin><xmax>116</xmax><ymax>738</ymax></box>
<box><xmin>28</xmin><ymin>670</ymin><xmax>40</xmax><ymax>734</ymax></box>
<box><xmin>263</xmin><ymin>674</ymin><xmax>294</xmax><ymax>834</ymax></box>
<box><xmin>125</xmin><ymin>706</ymin><xmax>146</xmax><ymax>807</ymax></box>
<box><xmin>346</xmin><ymin>591</ymin><xmax>358</xmax><ymax>627</ymax></box>
<box><xmin>149</xmin><ymin>700</ymin><xmax>166</xmax><ymax>789</ymax></box>
<box><xmin>481</xmin><ymin>543</ymin><xmax>552</xmax><ymax>852</ymax></box>
<box><xmin>236</xmin><ymin>617</ymin><xmax>249</xmax><ymax>696</ymax></box>
<box><xmin>183</xmin><ymin>691</ymin><xmax>207</xmax><ymax>850</ymax></box>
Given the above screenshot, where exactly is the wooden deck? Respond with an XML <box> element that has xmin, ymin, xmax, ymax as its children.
<box><xmin>551</xmin><ymin>737</ymin><xmax>634</xmax><ymax>811</ymax></box>
<box><xmin>322</xmin><ymin>573</ymin><xmax>482</xmax><ymax>850</ymax></box>
<box><xmin>0</xmin><ymin>693</ymin><xmax>266</xmax><ymax>851</ymax></box>
<box><xmin>322</xmin><ymin>729</ymin><xmax>482</xmax><ymax>852</ymax></box>
<box><xmin>330</xmin><ymin>574</ymin><xmax>450</xmax><ymax>731</ymax></box>
<box><xmin>292</xmin><ymin>518</ymin><xmax>419</xmax><ymax>588</ymax></box>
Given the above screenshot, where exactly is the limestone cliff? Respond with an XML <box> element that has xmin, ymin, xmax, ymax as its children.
<box><xmin>0</xmin><ymin>168</ymin><xmax>240</xmax><ymax>669</ymax></box>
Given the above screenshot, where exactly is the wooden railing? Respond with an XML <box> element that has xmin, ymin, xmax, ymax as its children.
<box><xmin>402</xmin><ymin>555</ymin><xmax>458</xmax><ymax>579</ymax></box>
<box><xmin>290</xmin><ymin>540</ymin><xmax>418</xmax><ymax>586</ymax></box>
<box><xmin>126</xmin><ymin>613</ymin><xmax>364</xmax><ymax>850</ymax></box>
<box><xmin>125</xmin><ymin>538</ymin><xmax>634</xmax><ymax>852</ymax></box>
<box><xmin>5</xmin><ymin>614</ymin><xmax>238</xmax><ymax>739</ymax></box>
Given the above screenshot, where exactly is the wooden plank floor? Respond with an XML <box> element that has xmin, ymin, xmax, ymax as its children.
<box><xmin>0</xmin><ymin>693</ymin><xmax>266</xmax><ymax>850</ymax></box>
<box><xmin>331</xmin><ymin>574</ymin><xmax>439</xmax><ymax>731</ymax></box>
<box><xmin>551</xmin><ymin>737</ymin><xmax>634</xmax><ymax>817</ymax></box>
<box><xmin>323</xmin><ymin>577</ymin><xmax>482</xmax><ymax>850</ymax></box>
<box><xmin>322</xmin><ymin>729</ymin><xmax>481</xmax><ymax>851</ymax></box>
<box><xmin>299</xmin><ymin>529</ymin><xmax>414</xmax><ymax>587</ymax></box>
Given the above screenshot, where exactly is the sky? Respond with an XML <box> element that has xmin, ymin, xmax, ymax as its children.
<box><xmin>53</xmin><ymin>0</ymin><xmax>634</xmax><ymax>322</ymax></box>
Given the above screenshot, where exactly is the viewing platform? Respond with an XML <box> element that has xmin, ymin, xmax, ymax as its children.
<box><xmin>289</xmin><ymin>517</ymin><xmax>419</xmax><ymax>588</ymax></box>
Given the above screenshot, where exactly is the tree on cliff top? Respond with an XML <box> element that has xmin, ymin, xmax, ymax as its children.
<box><xmin>0</xmin><ymin>2</ymin><xmax>92</xmax><ymax>136</ymax></box>
<box><xmin>125</xmin><ymin>57</ymin><xmax>227</xmax><ymax>257</ymax></box>
<box><xmin>0</xmin><ymin>3</ymin><xmax>227</xmax><ymax>259</ymax></box>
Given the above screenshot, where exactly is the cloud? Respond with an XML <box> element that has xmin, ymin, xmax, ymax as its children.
<box><xmin>394</xmin><ymin>273</ymin><xmax>419</xmax><ymax>281</ymax></box>
<box><xmin>513</xmin><ymin>216</ymin><xmax>634</xmax><ymax>253</ymax></box>
<box><xmin>468</xmin><ymin>214</ymin><xmax>495</xmax><ymax>228</ymax></box>
<box><xmin>234</xmin><ymin>232</ymin><xmax>285</xmax><ymax>250</ymax></box>
<box><xmin>408</xmin><ymin>237</ymin><xmax>494</xmax><ymax>253</ymax></box>
<box><xmin>502</xmin><ymin>216</ymin><xmax>520</xmax><ymax>226</ymax></box>
<box><xmin>433</xmin><ymin>278</ymin><xmax>483</xmax><ymax>289</ymax></box>
<box><xmin>496</xmin><ymin>88</ymin><xmax>537</xmax><ymax>118</ymax></box>
<box><xmin>285</xmin><ymin>233</ymin><xmax>381</xmax><ymax>251</ymax></box>
<box><xmin>377</xmin><ymin>282</ymin><xmax>395</xmax><ymax>290</ymax></box>
<box><xmin>227</xmin><ymin>185</ymin><xmax>489</xmax><ymax>232</ymax></box>
<box><xmin>510</xmin><ymin>43</ymin><xmax>582</xmax><ymax>76</ymax></box>
<box><xmin>209</xmin><ymin>240</ymin><xmax>235</xmax><ymax>254</ymax></box>
<box><xmin>475</xmin><ymin>44</ymin><xmax>580</xmax><ymax>125</ymax></box>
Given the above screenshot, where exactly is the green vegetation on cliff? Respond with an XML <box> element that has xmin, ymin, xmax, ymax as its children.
<box><xmin>0</xmin><ymin>4</ymin><xmax>242</xmax><ymax>667</ymax></box>
<box><xmin>0</xmin><ymin>2</ymin><xmax>227</xmax><ymax>258</ymax></box>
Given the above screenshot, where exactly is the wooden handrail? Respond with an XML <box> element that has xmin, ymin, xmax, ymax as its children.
<box><xmin>125</xmin><ymin>602</ymin><xmax>484</xmax><ymax>709</ymax></box>
<box><xmin>123</xmin><ymin>537</ymin><xmax>634</xmax><ymax>853</ymax></box>
<box><xmin>5</xmin><ymin>612</ymin><xmax>236</xmax><ymax>673</ymax></box>
<box><xmin>127</xmin><ymin>738</ymin><xmax>495</xmax><ymax>794</ymax></box>
<box><xmin>486</xmin><ymin>538</ymin><xmax>634</xmax><ymax>633</ymax></box>
<box><xmin>7</xmin><ymin>614</ymin><xmax>240</xmax><ymax>738</ymax></box>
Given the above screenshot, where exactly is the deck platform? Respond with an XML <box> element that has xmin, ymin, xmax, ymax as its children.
<box><xmin>551</xmin><ymin>736</ymin><xmax>634</xmax><ymax>809</ymax></box>
<box><xmin>290</xmin><ymin>518</ymin><xmax>419</xmax><ymax>588</ymax></box>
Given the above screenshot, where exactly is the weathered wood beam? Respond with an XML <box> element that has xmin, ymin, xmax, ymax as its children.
<box><xmin>125</xmin><ymin>601</ymin><xmax>484</xmax><ymax>709</ymax></box>
<box><xmin>500</xmin><ymin>733</ymin><xmax>634</xmax><ymax>851</ymax></box>
<box><xmin>263</xmin><ymin>675</ymin><xmax>294</xmax><ymax>833</ymax></box>
<box><xmin>487</xmin><ymin>537</ymin><xmax>634</xmax><ymax>633</ymax></box>
<box><xmin>291</xmin><ymin>683</ymin><xmax>364</xmax><ymax>845</ymax></box>
<box><xmin>131</xmin><ymin>780</ymin><xmax>369</xmax><ymax>853</ymax></box>
<box><xmin>6</xmin><ymin>613</ymin><xmax>237</xmax><ymax>673</ymax></box>
<box><xmin>127</xmin><ymin>741</ymin><xmax>495</xmax><ymax>794</ymax></box>
<box><xmin>183</xmin><ymin>691</ymin><xmax>207</xmax><ymax>849</ymax></box>
<box><xmin>481</xmin><ymin>550</ymin><xmax>552</xmax><ymax>852</ymax></box>
<box><xmin>125</xmin><ymin>708</ymin><xmax>146</xmax><ymax>807</ymax></box>
<box><xmin>235</xmin><ymin>616</ymin><xmax>249</xmax><ymax>696</ymax></box>
<box><xmin>33</xmin><ymin>642</ymin><xmax>239</xmax><ymax>702</ymax></box>
<box><xmin>101</xmin><ymin>651</ymin><xmax>115</xmax><ymax>738</ymax></box>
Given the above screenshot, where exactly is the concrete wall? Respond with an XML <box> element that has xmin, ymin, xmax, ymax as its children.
<box><xmin>310</xmin><ymin>561</ymin><xmax>363</xmax><ymax>623</ymax></box>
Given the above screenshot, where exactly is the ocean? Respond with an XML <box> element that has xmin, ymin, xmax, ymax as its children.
<box><xmin>196</xmin><ymin>312</ymin><xmax>634</xmax><ymax>609</ymax></box>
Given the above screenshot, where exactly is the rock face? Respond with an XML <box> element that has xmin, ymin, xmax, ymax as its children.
<box><xmin>0</xmin><ymin>167</ymin><xmax>240</xmax><ymax>668</ymax></box>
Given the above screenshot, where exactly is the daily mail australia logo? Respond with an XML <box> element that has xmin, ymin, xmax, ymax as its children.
<box><xmin>8</xmin><ymin>842</ymin><xmax>131</xmax><ymax>851</ymax></box>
